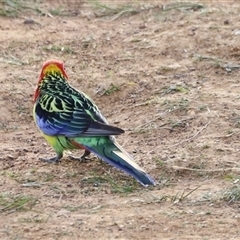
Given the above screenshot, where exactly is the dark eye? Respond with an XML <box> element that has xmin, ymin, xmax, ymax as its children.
<box><xmin>61</xmin><ymin>63</ymin><xmax>66</xmax><ymax>71</ymax></box>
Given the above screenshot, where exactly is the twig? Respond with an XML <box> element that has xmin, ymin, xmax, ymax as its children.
<box><xmin>137</xmin><ymin>116</ymin><xmax>195</xmax><ymax>130</ymax></box>
<box><xmin>167</xmin><ymin>121</ymin><xmax>211</xmax><ymax>148</ymax></box>
<box><xmin>110</xmin><ymin>9</ymin><xmax>139</xmax><ymax>21</ymax></box>
<box><xmin>134</xmin><ymin>109</ymin><xmax>172</xmax><ymax>129</ymax></box>
<box><xmin>172</xmin><ymin>165</ymin><xmax>240</xmax><ymax>172</ymax></box>
<box><xmin>134</xmin><ymin>112</ymin><xmax>195</xmax><ymax>130</ymax></box>
<box><xmin>135</xmin><ymin>116</ymin><xmax>165</xmax><ymax>129</ymax></box>
<box><xmin>215</xmin><ymin>132</ymin><xmax>236</xmax><ymax>138</ymax></box>
<box><xmin>16</xmin><ymin>91</ymin><xmax>27</xmax><ymax>97</ymax></box>
<box><xmin>128</xmin><ymin>102</ymin><xmax>149</xmax><ymax>109</ymax></box>
<box><xmin>163</xmin><ymin>3</ymin><xmax>204</xmax><ymax>11</ymax></box>
<box><xmin>194</xmin><ymin>53</ymin><xmax>223</xmax><ymax>62</ymax></box>
<box><xmin>25</xmin><ymin>79</ymin><xmax>34</xmax><ymax>87</ymax></box>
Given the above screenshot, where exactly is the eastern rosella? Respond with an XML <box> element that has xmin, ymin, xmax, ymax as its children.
<box><xmin>33</xmin><ymin>60</ymin><xmax>155</xmax><ymax>186</ymax></box>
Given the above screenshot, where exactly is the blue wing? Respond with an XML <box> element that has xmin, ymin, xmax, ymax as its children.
<box><xmin>34</xmin><ymin>93</ymin><xmax>124</xmax><ymax>137</ymax></box>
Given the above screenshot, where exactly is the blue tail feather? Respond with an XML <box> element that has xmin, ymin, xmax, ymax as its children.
<box><xmin>84</xmin><ymin>143</ymin><xmax>155</xmax><ymax>186</ymax></box>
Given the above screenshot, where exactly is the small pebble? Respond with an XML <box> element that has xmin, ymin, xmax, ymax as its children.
<box><xmin>224</xmin><ymin>20</ymin><xmax>230</xmax><ymax>25</ymax></box>
<box><xmin>23</xmin><ymin>19</ymin><xmax>35</xmax><ymax>24</ymax></box>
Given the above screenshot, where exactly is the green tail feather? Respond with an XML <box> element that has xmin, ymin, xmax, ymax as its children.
<box><xmin>73</xmin><ymin>136</ymin><xmax>155</xmax><ymax>186</ymax></box>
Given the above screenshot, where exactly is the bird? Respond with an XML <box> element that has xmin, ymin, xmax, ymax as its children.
<box><xmin>33</xmin><ymin>60</ymin><xmax>155</xmax><ymax>186</ymax></box>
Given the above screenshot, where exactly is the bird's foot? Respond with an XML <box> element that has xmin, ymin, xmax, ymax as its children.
<box><xmin>40</xmin><ymin>154</ymin><xmax>62</xmax><ymax>163</ymax></box>
<box><xmin>68</xmin><ymin>150</ymin><xmax>91</xmax><ymax>162</ymax></box>
<box><xmin>97</xmin><ymin>156</ymin><xmax>104</xmax><ymax>163</ymax></box>
<box><xmin>68</xmin><ymin>155</ymin><xmax>89</xmax><ymax>162</ymax></box>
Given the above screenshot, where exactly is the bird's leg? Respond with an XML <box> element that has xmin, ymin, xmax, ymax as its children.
<box><xmin>98</xmin><ymin>157</ymin><xmax>104</xmax><ymax>164</ymax></box>
<box><xmin>81</xmin><ymin>149</ymin><xmax>91</xmax><ymax>160</ymax></box>
<box><xmin>68</xmin><ymin>150</ymin><xmax>91</xmax><ymax>162</ymax></box>
<box><xmin>40</xmin><ymin>153</ymin><xmax>63</xmax><ymax>163</ymax></box>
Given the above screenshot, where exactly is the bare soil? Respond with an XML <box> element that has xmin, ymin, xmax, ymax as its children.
<box><xmin>0</xmin><ymin>1</ymin><xmax>240</xmax><ymax>239</ymax></box>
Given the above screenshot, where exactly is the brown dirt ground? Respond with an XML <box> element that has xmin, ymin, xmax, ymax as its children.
<box><xmin>1</xmin><ymin>1</ymin><xmax>240</xmax><ymax>239</ymax></box>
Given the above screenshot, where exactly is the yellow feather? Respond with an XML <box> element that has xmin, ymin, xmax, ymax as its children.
<box><xmin>43</xmin><ymin>134</ymin><xmax>58</xmax><ymax>147</ymax></box>
<box><xmin>43</xmin><ymin>64</ymin><xmax>62</xmax><ymax>75</ymax></box>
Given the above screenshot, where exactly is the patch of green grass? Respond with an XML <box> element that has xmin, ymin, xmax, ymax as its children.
<box><xmin>65</xmin><ymin>171</ymin><xmax>79</xmax><ymax>179</ymax></box>
<box><xmin>152</xmin><ymin>2</ymin><xmax>205</xmax><ymax>22</ymax></box>
<box><xmin>161</xmin><ymin>84</ymin><xmax>189</xmax><ymax>95</ymax></box>
<box><xmin>43</xmin><ymin>172</ymin><xmax>55</xmax><ymax>182</ymax></box>
<box><xmin>89</xmin><ymin>0</ymin><xmax>138</xmax><ymax>19</ymax></box>
<box><xmin>49</xmin><ymin>7</ymin><xmax>66</xmax><ymax>16</ymax></box>
<box><xmin>104</xmin><ymin>83</ymin><xmax>120</xmax><ymax>95</ymax></box>
<box><xmin>64</xmin><ymin>204</ymin><xmax>85</xmax><ymax>212</ymax></box>
<box><xmin>171</xmin><ymin>186</ymin><xmax>200</xmax><ymax>203</ymax></box>
<box><xmin>3</xmin><ymin>171</ymin><xmax>22</xmax><ymax>182</ymax></box>
<box><xmin>64</xmin><ymin>203</ymin><xmax>104</xmax><ymax>215</ymax></box>
<box><xmin>0</xmin><ymin>193</ymin><xmax>38</xmax><ymax>213</ymax></box>
<box><xmin>145</xmin><ymin>186</ymin><xmax>200</xmax><ymax>204</ymax></box>
<box><xmin>162</xmin><ymin>2</ymin><xmax>204</xmax><ymax>12</ymax></box>
<box><xmin>42</xmin><ymin>45</ymin><xmax>75</xmax><ymax>54</ymax></box>
<box><xmin>19</xmin><ymin>214</ymin><xmax>50</xmax><ymax>223</ymax></box>
<box><xmin>197</xmin><ymin>183</ymin><xmax>240</xmax><ymax>205</ymax></box>
<box><xmin>221</xmin><ymin>184</ymin><xmax>240</xmax><ymax>203</ymax></box>
<box><xmin>179</xmin><ymin>98</ymin><xmax>190</xmax><ymax>109</ymax></box>
<box><xmin>152</xmin><ymin>157</ymin><xmax>166</xmax><ymax>167</ymax></box>
<box><xmin>156</xmin><ymin>66</ymin><xmax>173</xmax><ymax>73</ymax></box>
<box><xmin>0</xmin><ymin>0</ymin><xmax>76</xmax><ymax>17</ymax></box>
<box><xmin>132</xmin><ymin>96</ymin><xmax>161</xmax><ymax>108</ymax></box>
<box><xmin>202</xmin><ymin>144</ymin><xmax>210</xmax><ymax>149</ymax></box>
<box><xmin>81</xmin><ymin>173</ymin><xmax>140</xmax><ymax>193</ymax></box>
<box><xmin>106</xmin><ymin>70</ymin><xmax>115</xmax><ymax>79</ymax></box>
<box><xmin>0</xmin><ymin>0</ymin><xmax>41</xmax><ymax>17</ymax></box>
<box><xmin>133</xmin><ymin>126</ymin><xmax>154</xmax><ymax>134</ymax></box>
<box><xmin>227</xmin><ymin>129</ymin><xmax>234</xmax><ymax>135</ymax></box>
<box><xmin>3</xmin><ymin>170</ymin><xmax>50</xmax><ymax>185</ymax></box>
<box><xmin>169</xmin><ymin>119</ymin><xmax>187</xmax><ymax>129</ymax></box>
<box><xmin>110</xmin><ymin>180</ymin><xmax>138</xmax><ymax>194</ymax></box>
<box><xmin>193</xmin><ymin>53</ymin><xmax>223</xmax><ymax>69</ymax></box>
<box><xmin>224</xmin><ymin>174</ymin><xmax>237</xmax><ymax>181</ymax></box>
<box><xmin>198</xmin><ymin>105</ymin><xmax>208</xmax><ymax>112</ymax></box>
<box><xmin>162</xmin><ymin>98</ymin><xmax>190</xmax><ymax>111</ymax></box>
<box><xmin>0</xmin><ymin>0</ymin><xmax>25</xmax><ymax>17</ymax></box>
<box><xmin>81</xmin><ymin>175</ymin><xmax>110</xmax><ymax>185</ymax></box>
<box><xmin>89</xmin><ymin>1</ymin><xmax>204</xmax><ymax>20</ymax></box>
<box><xmin>81</xmin><ymin>38</ymin><xmax>93</xmax><ymax>49</ymax></box>
<box><xmin>209</xmin><ymin>24</ymin><xmax>220</xmax><ymax>31</ymax></box>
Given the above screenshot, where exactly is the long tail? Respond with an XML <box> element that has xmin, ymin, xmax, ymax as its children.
<box><xmin>84</xmin><ymin>141</ymin><xmax>155</xmax><ymax>186</ymax></box>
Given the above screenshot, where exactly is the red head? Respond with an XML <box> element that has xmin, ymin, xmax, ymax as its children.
<box><xmin>33</xmin><ymin>60</ymin><xmax>68</xmax><ymax>102</ymax></box>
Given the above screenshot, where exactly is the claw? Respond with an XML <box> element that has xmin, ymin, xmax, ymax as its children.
<box><xmin>39</xmin><ymin>153</ymin><xmax>62</xmax><ymax>163</ymax></box>
<box><xmin>68</xmin><ymin>150</ymin><xmax>91</xmax><ymax>162</ymax></box>
<box><xmin>68</xmin><ymin>155</ymin><xmax>87</xmax><ymax>162</ymax></box>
